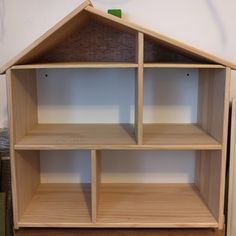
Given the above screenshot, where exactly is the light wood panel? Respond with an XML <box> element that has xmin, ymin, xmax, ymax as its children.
<box><xmin>144</xmin><ymin>63</ymin><xmax>225</xmax><ymax>68</ymax></box>
<box><xmin>198</xmin><ymin>68</ymin><xmax>230</xmax><ymax>143</ymax></box>
<box><xmin>13</xmin><ymin>123</ymin><xmax>222</xmax><ymax>150</ymax></box>
<box><xmin>6</xmin><ymin>69</ymin><xmax>38</xmax><ymax>229</ymax></box>
<box><xmin>143</xmin><ymin>124</ymin><xmax>221</xmax><ymax>149</ymax></box>
<box><xmin>14</xmin><ymin>151</ymin><xmax>40</xmax><ymax>228</ymax></box>
<box><xmin>19</xmin><ymin>183</ymin><xmax>92</xmax><ymax>227</ymax></box>
<box><xmin>135</xmin><ymin>32</ymin><xmax>144</xmax><ymax>144</ymax></box>
<box><xmin>12</xmin><ymin>63</ymin><xmax>138</xmax><ymax>69</ymax></box>
<box><xmin>91</xmin><ymin>150</ymin><xmax>101</xmax><ymax>223</ymax></box>
<box><xmin>97</xmin><ymin>183</ymin><xmax>217</xmax><ymax>227</ymax></box>
<box><xmin>196</xmin><ymin>68</ymin><xmax>230</xmax><ymax>229</ymax></box>
<box><xmin>6</xmin><ymin>69</ymin><xmax>18</xmax><ymax>228</ymax></box>
<box><xmin>227</xmin><ymin>98</ymin><xmax>236</xmax><ymax>236</ymax></box>
<box><xmin>14</xmin><ymin>124</ymin><xmax>136</xmax><ymax>149</ymax></box>
<box><xmin>14</xmin><ymin>123</ymin><xmax>222</xmax><ymax>150</ymax></box>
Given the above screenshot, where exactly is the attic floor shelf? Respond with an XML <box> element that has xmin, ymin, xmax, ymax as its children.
<box><xmin>97</xmin><ymin>183</ymin><xmax>218</xmax><ymax>227</ymax></box>
<box><xmin>11</xmin><ymin>62</ymin><xmax>139</xmax><ymax>69</ymax></box>
<box><xmin>143</xmin><ymin>63</ymin><xmax>225</xmax><ymax>68</ymax></box>
<box><xmin>19</xmin><ymin>184</ymin><xmax>92</xmax><ymax>227</ymax></box>
<box><xmin>14</xmin><ymin>123</ymin><xmax>221</xmax><ymax>150</ymax></box>
<box><xmin>10</xmin><ymin>63</ymin><xmax>225</xmax><ymax>69</ymax></box>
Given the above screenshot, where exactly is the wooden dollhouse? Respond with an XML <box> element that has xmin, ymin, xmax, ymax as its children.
<box><xmin>1</xmin><ymin>0</ymin><xmax>235</xmax><ymax>229</ymax></box>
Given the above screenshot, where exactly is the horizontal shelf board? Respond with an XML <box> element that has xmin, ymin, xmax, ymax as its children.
<box><xmin>19</xmin><ymin>183</ymin><xmax>91</xmax><ymax>225</ymax></box>
<box><xmin>97</xmin><ymin>183</ymin><xmax>218</xmax><ymax>227</ymax></box>
<box><xmin>14</xmin><ymin>124</ymin><xmax>221</xmax><ymax>150</ymax></box>
<box><xmin>18</xmin><ymin>222</ymin><xmax>217</xmax><ymax>228</ymax></box>
<box><xmin>11</xmin><ymin>62</ymin><xmax>138</xmax><ymax>69</ymax></box>
<box><xmin>15</xmin><ymin>124</ymin><xmax>136</xmax><ymax>149</ymax></box>
<box><xmin>144</xmin><ymin>63</ymin><xmax>225</xmax><ymax>68</ymax></box>
<box><xmin>143</xmin><ymin>124</ymin><xmax>221</xmax><ymax>149</ymax></box>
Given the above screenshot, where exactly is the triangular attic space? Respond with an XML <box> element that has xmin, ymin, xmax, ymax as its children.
<box><xmin>33</xmin><ymin>19</ymin><xmax>137</xmax><ymax>63</ymax></box>
<box><xmin>144</xmin><ymin>36</ymin><xmax>211</xmax><ymax>63</ymax></box>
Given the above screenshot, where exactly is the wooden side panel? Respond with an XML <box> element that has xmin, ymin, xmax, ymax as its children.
<box><xmin>195</xmin><ymin>151</ymin><xmax>221</xmax><ymax>221</ymax></box>
<box><xmin>14</xmin><ymin>151</ymin><xmax>40</xmax><ymax>226</ymax></box>
<box><xmin>135</xmin><ymin>32</ymin><xmax>144</xmax><ymax>144</ymax></box>
<box><xmin>198</xmin><ymin>68</ymin><xmax>230</xmax><ymax>143</ymax></box>
<box><xmin>196</xmin><ymin>68</ymin><xmax>230</xmax><ymax>229</ymax></box>
<box><xmin>91</xmin><ymin>150</ymin><xmax>101</xmax><ymax>223</ymax></box>
<box><xmin>8</xmin><ymin>69</ymin><xmax>38</xmax><ymax>142</ymax></box>
<box><xmin>6</xmin><ymin>69</ymin><xmax>38</xmax><ymax>229</ymax></box>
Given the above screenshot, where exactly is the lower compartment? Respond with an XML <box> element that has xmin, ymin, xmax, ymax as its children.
<box><xmin>97</xmin><ymin>183</ymin><xmax>217</xmax><ymax>227</ymax></box>
<box><xmin>19</xmin><ymin>183</ymin><xmax>91</xmax><ymax>227</ymax></box>
<box><xmin>18</xmin><ymin>183</ymin><xmax>217</xmax><ymax>228</ymax></box>
<box><xmin>14</xmin><ymin>150</ymin><xmax>221</xmax><ymax>228</ymax></box>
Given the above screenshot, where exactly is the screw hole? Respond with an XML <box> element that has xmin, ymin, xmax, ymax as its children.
<box><xmin>187</xmin><ymin>73</ymin><xmax>190</xmax><ymax>76</ymax></box>
<box><xmin>44</xmin><ymin>74</ymin><xmax>48</xmax><ymax>78</ymax></box>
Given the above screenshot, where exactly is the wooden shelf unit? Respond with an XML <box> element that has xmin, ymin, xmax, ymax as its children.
<box><xmin>2</xmin><ymin>0</ymin><xmax>232</xmax><ymax>230</ymax></box>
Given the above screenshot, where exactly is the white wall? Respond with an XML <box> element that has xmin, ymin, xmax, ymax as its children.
<box><xmin>0</xmin><ymin>0</ymin><xmax>235</xmax><ymax>184</ymax></box>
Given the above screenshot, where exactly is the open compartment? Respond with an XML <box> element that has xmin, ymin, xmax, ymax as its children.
<box><xmin>13</xmin><ymin>11</ymin><xmax>138</xmax><ymax>65</ymax></box>
<box><xmin>142</xmin><ymin>67</ymin><xmax>227</xmax><ymax>149</ymax></box>
<box><xmin>14</xmin><ymin>150</ymin><xmax>92</xmax><ymax>227</ymax></box>
<box><xmin>9</xmin><ymin>68</ymin><xmax>136</xmax><ymax>149</ymax></box>
<box><xmin>143</xmin><ymin>35</ymin><xmax>210</xmax><ymax>64</ymax></box>
<box><xmin>93</xmin><ymin>150</ymin><xmax>219</xmax><ymax>227</ymax></box>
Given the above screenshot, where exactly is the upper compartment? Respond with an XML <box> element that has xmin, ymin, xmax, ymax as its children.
<box><xmin>0</xmin><ymin>0</ymin><xmax>235</xmax><ymax>73</ymax></box>
<box><xmin>144</xmin><ymin>35</ymin><xmax>211</xmax><ymax>64</ymax></box>
<box><xmin>32</xmin><ymin>15</ymin><xmax>137</xmax><ymax>64</ymax></box>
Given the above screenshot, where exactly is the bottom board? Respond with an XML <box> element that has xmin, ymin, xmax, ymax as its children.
<box><xmin>97</xmin><ymin>183</ymin><xmax>218</xmax><ymax>227</ymax></box>
<box><xmin>19</xmin><ymin>184</ymin><xmax>91</xmax><ymax>227</ymax></box>
<box><xmin>18</xmin><ymin>183</ymin><xmax>217</xmax><ymax>228</ymax></box>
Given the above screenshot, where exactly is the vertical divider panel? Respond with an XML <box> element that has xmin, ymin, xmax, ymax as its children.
<box><xmin>6</xmin><ymin>69</ymin><xmax>38</xmax><ymax>229</ymax></box>
<box><xmin>196</xmin><ymin>67</ymin><xmax>230</xmax><ymax>229</ymax></box>
<box><xmin>135</xmin><ymin>32</ymin><xmax>144</xmax><ymax>144</ymax></box>
<box><xmin>91</xmin><ymin>150</ymin><xmax>101</xmax><ymax>223</ymax></box>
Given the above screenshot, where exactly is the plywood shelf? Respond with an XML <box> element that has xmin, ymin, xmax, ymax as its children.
<box><xmin>19</xmin><ymin>183</ymin><xmax>92</xmax><ymax>227</ymax></box>
<box><xmin>12</xmin><ymin>62</ymin><xmax>138</xmax><ymax>69</ymax></box>
<box><xmin>143</xmin><ymin>124</ymin><xmax>221</xmax><ymax>150</ymax></box>
<box><xmin>11</xmin><ymin>63</ymin><xmax>224</xmax><ymax>70</ymax></box>
<box><xmin>14</xmin><ymin>124</ymin><xmax>136</xmax><ymax>150</ymax></box>
<box><xmin>97</xmin><ymin>183</ymin><xmax>218</xmax><ymax>227</ymax></box>
<box><xmin>144</xmin><ymin>63</ymin><xmax>225</xmax><ymax>68</ymax></box>
<box><xmin>14</xmin><ymin>123</ymin><xmax>221</xmax><ymax>150</ymax></box>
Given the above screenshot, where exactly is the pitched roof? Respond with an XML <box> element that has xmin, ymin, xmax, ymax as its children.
<box><xmin>1</xmin><ymin>0</ymin><xmax>235</xmax><ymax>74</ymax></box>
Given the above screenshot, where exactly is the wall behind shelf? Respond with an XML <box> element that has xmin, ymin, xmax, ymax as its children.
<box><xmin>0</xmin><ymin>0</ymin><xmax>235</xmax><ymax>184</ymax></box>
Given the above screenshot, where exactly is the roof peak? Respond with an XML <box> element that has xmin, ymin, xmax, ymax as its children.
<box><xmin>1</xmin><ymin>0</ymin><xmax>235</xmax><ymax>73</ymax></box>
